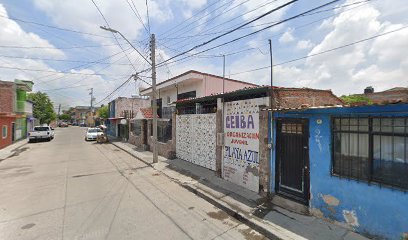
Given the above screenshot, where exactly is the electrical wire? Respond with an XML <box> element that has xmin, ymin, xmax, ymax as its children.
<box><xmin>126</xmin><ymin>0</ymin><xmax>149</xmax><ymax>34</ymax></box>
<box><xmin>229</xmin><ymin>25</ymin><xmax>408</xmax><ymax>76</ymax></box>
<box><xmin>159</xmin><ymin>0</ymin><xmax>300</xmax><ymax>65</ymax></box>
<box><xmin>0</xmin><ymin>14</ymin><xmax>117</xmax><ymax>39</ymax></box>
<box><xmin>157</xmin><ymin>0</ymin><xmax>341</xmax><ymax>67</ymax></box>
<box><xmin>0</xmin><ymin>54</ymin><xmax>133</xmax><ymax>65</ymax></box>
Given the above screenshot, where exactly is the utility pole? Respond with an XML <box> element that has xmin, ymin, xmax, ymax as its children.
<box><xmin>57</xmin><ymin>104</ymin><xmax>61</xmax><ymax>118</ymax></box>
<box><xmin>268</xmin><ymin>39</ymin><xmax>274</xmax><ymax>146</ymax></box>
<box><xmin>89</xmin><ymin>88</ymin><xmax>94</xmax><ymax>127</ymax></box>
<box><xmin>222</xmin><ymin>54</ymin><xmax>225</xmax><ymax>93</ymax></box>
<box><xmin>150</xmin><ymin>34</ymin><xmax>158</xmax><ymax>163</ymax></box>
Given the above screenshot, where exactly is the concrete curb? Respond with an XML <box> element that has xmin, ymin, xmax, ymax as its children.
<box><xmin>110</xmin><ymin>141</ymin><xmax>153</xmax><ymax>167</ymax></box>
<box><xmin>110</xmin><ymin>141</ymin><xmax>298</xmax><ymax>240</ymax></box>
<box><xmin>0</xmin><ymin>140</ymin><xmax>28</xmax><ymax>161</ymax></box>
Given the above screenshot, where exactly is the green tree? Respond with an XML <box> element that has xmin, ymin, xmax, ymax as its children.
<box><xmin>341</xmin><ymin>95</ymin><xmax>373</xmax><ymax>105</ymax></box>
<box><xmin>27</xmin><ymin>92</ymin><xmax>57</xmax><ymax>124</ymax></box>
<box><xmin>58</xmin><ymin>113</ymin><xmax>71</xmax><ymax>121</ymax></box>
<box><xmin>97</xmin><ymin>105</ymin><xmax>109</xmax><ymax>119</ymax></box>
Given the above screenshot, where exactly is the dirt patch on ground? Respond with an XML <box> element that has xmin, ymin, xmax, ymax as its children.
<box><xmin>238</xmin><ymin>227</ymin><xmax>266</xmax><ymax>240</ymax></box>
<box><xmin>21</xmin><ymin>223</ymin><xmax>35</xmax><ymax>230</ymax></box>
<box><xmin>206</xmin><ymin>210</ymin><xmax>229</xmax><ymax>221</ymax></box>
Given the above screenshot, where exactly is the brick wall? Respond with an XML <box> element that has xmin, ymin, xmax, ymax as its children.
<box><xmin>0</xmin><ymin>81</ymin><xmax>15</xmax><ymax>113</ymax></box>
<box><xmin>0</xmin><ymin>116</ymin><xmax>15</xmax><ymax>149</ymax></box>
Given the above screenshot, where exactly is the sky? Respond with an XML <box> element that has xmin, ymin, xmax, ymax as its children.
<box><xmin>0</xmin><ymin>0</ymin><xmax>407</xmax><ymax>110</ymax></box>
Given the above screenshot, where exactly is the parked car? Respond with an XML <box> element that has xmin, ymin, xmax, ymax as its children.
<box><xmin>28</xmin><ymin>126</ymin><xmax>55</xmax><ymax>142</ymax></box>
<box><xmin>58</xmin><ymin>122</ymin><xmax>68</xmax><ymax>127</ymax></box>
<box><xmin>85</xmin><ymin>128</ymin><xmax>103</xmax><ymax>141</ymax></box>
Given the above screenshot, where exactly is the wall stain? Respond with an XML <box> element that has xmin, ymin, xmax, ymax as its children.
<box><xmin>322</xmin><ymin>194</ymin><xmax>340</xmax><ymax>206</ymax></box>
<box><xmin>343</xmin><ymin>210</ymin><xmax>359</xmax><ymax>227</ymax></box>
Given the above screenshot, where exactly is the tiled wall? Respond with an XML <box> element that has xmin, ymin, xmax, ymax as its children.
<box><xmin>176</xmin><ymin>114</ymin><xmax>217</xmax><ymax>170</ymax></box>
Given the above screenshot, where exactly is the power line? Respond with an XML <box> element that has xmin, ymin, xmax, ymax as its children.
<box><xmin>126</xmin><ymin>0</ymin><xmax>149</xmax><ymax>33</ymax></box>
<box><xmin>158</xmin><ymin>0</ymin><xmax>223</xmax><ymax>38</ymax></box>
<box><xmin>157</xmin><ymin>0</ymin><xmax>342</xmax><ymax>67</ymax></box>
<box><xmin>91</xmin><ymin>0</ymin><xmax>148</xmax><ymax>72</ymax></box>
<box><xmin>0</xmin><ymin>65</ymin><xmax>129</xmax><ymax>76</ymax></box>
<box><xmin>0</xmin><ymin>14</ymin><xmax>116</xmax><ymax>39</ymax></box>
<box><xmin>0</xmin><ymin>54</ymin><xmax>133</xmax><ymax>65</ymax></box>
<box><xmin>0</xmin><ymin>43</ymin><xmax>125</xmax><ymax>50</ymax></box>
<box><xmin>160</xmin><ymin>0</ymin><xmax>237</xmax><ymax>39</ymax></box>
<box><xmin>38</xmin><ymin>50</ymin><xmax>135</xmax><ymax>91</ymax></box>
<box><xmin>229</xmin><ymin>25</ymin><xmax>408</xmax><ymax>76</ymax></box>
<box><xmin>162</xmin><ymin>0</ymin><xmax>251</xmax><ymax>44</ymax></box>
<box><xmin>95</xmin><ymin>75</ymin><xmax>133</xmax><ymax>105</ymax></box>
<box><xmin>35</xmin><ymin>47</ymin><xmax>133</xmax><ymax>83</ymax></box>
<box><xmin>159</xmin><ymin>0</ymin><xmax>299</xmax><ymax>65</ymax></box>
<box><xmin>145</xmin><ymin>0</ymin><xmax>151</xmax><ymax>34</ymax></box>
<box><xmin>163</xmin><ymin>0</ymin><xmax>279</xmax><ymax>49</ymax></box>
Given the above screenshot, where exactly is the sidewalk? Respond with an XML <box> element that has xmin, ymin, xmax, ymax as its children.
<box><xmin>111</xmin><ymin>140</ymin><xmax>369</xmax><ymax>240</ymax></box>
<box><xmin>0</xmin><ymin>139</ymin><xmax>28</xmax><ymax>161</ymax></box>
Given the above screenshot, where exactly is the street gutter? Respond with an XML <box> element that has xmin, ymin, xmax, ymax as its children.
<box><xmin>110</xmin><ymin>141</ymin><xmax>304</xmax><ymax>240</ymax></box>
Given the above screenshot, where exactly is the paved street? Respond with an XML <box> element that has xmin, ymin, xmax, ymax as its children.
<box><xmin>0</xmin><ymin>127</ymin><xmax>266</xmax><ymax>240</ymax></box>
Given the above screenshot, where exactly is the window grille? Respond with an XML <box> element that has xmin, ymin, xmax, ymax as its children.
<box><xmin>332</xmin><ymin>117</ymin><xmax>408</xmax><ymax>190</ymax></box>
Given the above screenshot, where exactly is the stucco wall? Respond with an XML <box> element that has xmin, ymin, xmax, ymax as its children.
<box><xmin>115</xmin><ymin>97</ymin><xmax>150</xmax><ymax>118</ymax></box>
<box><xmin>272</xmin><ymin>104</ymin><xmax>408</xmax><ymax>240</ymax></box>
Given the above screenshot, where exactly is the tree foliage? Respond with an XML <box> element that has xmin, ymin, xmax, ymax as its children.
<box><xmin>58</xmin><ymin>113</ymin><xmax>71</xmax><ymax>121</ymax></box>
<box><xmin>340</xmin><ymin>95</ymin><xmax>373</xmax><ymax>105</ymax></box>
<box><xmin>27</xmin><ymin>92</ymin><xmax>56</xmax><ymax>124</ymax></box>
<box><xmin>97</xmin><ymin>105</ymin><xmax>109</xmax><ymax>119</ymax></box>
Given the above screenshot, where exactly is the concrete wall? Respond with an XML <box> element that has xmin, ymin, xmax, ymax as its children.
<box><xmin>272</xmin><ymin>104</ymin><xmax>408</xmax><ymax>240</ymax></box>
<box><xmin>146</xmin><ymin>114</ymin><xmax>176</xmax><ymax>159</ymax></box>
<box><xmin>129</xmin><ymin>120</ymin><xmax>146</xmax><ymax>148</ymax></box>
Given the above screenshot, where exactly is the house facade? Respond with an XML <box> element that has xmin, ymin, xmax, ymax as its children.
<box><xmin>0</xmin><ymin>79</ymin><xmax>35</xmax><ymax>149</ymax></box>
<box><xmin>72</xmin><ymin>106</ymin><xmax>91</xmax><ymax>126</ymax></box>
<box><xmin>140</xmin><ymin>70</ymin><xmax>259</xmax><ymax>119</ymax></box>
<box><xmin>107</xmin><ymin>96</ymin><xmax>150</xmax><ymax>139</ymax></box>
<box><xmin>174</xmin><ymin>86</ymin><xmax>343</xmax><ymax>194</ymax></box>
<box><xmin>0</xmin><ymin>80</ymin><xmax>16</xmax><ymax>149</ymax></box>
<box><xmin>272</xmin><ymin>103</ymin><xmax>408</xmax><ymax>240</ymax></box>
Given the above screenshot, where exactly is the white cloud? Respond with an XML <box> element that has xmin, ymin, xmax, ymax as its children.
<box><xmin>296</xmin><ymin>40</ymin><xmax>314</xmax><ymax>50</ymax></box>
<box><xmin>0</xmin><ymin>4</ymin><xmax>65</xmax><ymax>59</ymax></box>
<box><xmin>279</xmin><ymin>28</ymin><xmax>294</xmax><ymax>43</ymax></box>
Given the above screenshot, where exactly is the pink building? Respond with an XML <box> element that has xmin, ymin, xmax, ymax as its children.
<box><xmin>139</xmin><ymin>70</ymin><xmax>258</xmax><ymax>118</ymax></box>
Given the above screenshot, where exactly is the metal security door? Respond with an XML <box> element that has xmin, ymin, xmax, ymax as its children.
<box><xmin>276</xmin><ymin>119</ymin><xmax>309</xmax><ymax>204</ymax></box>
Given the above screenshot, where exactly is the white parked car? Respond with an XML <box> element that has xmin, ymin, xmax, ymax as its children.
<box><xmin>85</xmin><ymin>128</ymin><xmax>103</xmax><ymax>141</ymax></box>
<box><xmin>28</xmin><ymin>126</ymin><xmax>54</xmax><ymax>142</ymax></box>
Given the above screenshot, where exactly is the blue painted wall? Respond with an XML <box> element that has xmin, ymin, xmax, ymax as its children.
<box><xmin>271</xmin><ymin>104</ymin><xmax>408</xmax><ymax>240</ymax></box>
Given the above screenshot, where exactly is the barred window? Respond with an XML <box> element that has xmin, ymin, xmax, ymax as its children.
<box><xmin>333</xmin><ymin>117</ymin><xmax>408</xmax><ymax>190</ymax></box>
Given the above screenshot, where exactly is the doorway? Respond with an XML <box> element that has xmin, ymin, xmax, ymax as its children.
<box><xmin>275</xmin><ymin>118</ymin><xmax>310</xmax><ymax>205</ymax></box>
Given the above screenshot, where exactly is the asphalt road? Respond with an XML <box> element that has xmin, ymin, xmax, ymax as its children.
<box><xmin>0</xmin><ymin>127</ymin><xmax>266</xmax><ymax>240</ymax></box>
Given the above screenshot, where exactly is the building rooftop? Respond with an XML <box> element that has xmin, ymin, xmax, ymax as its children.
<box><xmin>176</xmin><ymin>85</ymin><xmax>344</xmax><ymax>110</ymax></box>
<box><xmin>140</xmin><ymin>70</ymin><xmax>259</xmax><ymax>93</ymax></box>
